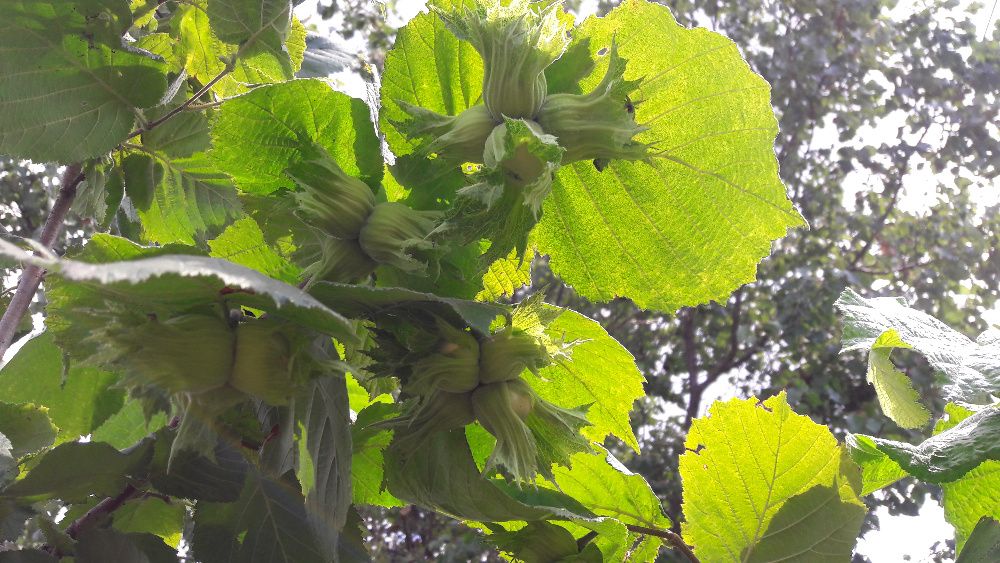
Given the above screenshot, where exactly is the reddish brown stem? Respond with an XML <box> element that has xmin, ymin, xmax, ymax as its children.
<box><xmin>625</xmin><ymin>524</ymin><xmax>700</xmax><ymax>563</ymax></box>
<box><xmin>0</xmin><ymin>163</ymin><xmax>85</xmax><ymax>357</ymax></box>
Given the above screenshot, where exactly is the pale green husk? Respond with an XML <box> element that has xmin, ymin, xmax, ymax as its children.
<box><xmin>479</xmin><ymin>326</ymin><xmax>551</xmax><ymax>385</ymax></box>
<box><xmin>301</xmin><ymin>234</ymin><xmax>378</xmax><ymax>285</ymax></box>
<box><xmin>536</xmin><ymin>44</ymin><xmax>649</xmax><ymax>164</ymax></box>
<box><xmin>358</xmin><ymin>202</ymin><xmax>441</xmax><ymax>273</ymax></box>
<box><xmin>434</xmin><ymin>0</ymin><xmax>569</xmax><ymax>120</ymax></box>
<box><xmin>395</xmin><ymin>102</ymin><xmax>497</xmax><ymax>163</ymax></box>
<box><xmin>471</xmin><ymin>380</ymin><xmax>538</xmax><ymax>482</ymax></box>
<box><xmin>408</xmin><ymin>319</ymin><xmax>482</xmax><ymax>395</ymax></box>
<box><xmin>93</xmin><ymin>312</ymin><xmax>236</xmax><ymax>395</ymax></box>
<box><xmin>286</xmin><ymin>153</ymin><xmax>376</xmax><ymax>239</ymax></box>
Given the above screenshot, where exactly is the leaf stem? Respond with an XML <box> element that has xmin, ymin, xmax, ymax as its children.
<box><xmin>625</xmin><ymin>524</ymin><xmax>700</xmax><ymax>563</ymax></box>
<box><xmin>0</xmin><ymin>163</ymin><xmax>85</xmax><ymax>358</ymax></box>
<box><xmin>125</xmin><ymin>60</ymin><xmax>236</xmax><ymax>141</ymax></box>
<box><xmin>64</xmin><ymin>483</ymin><xmax>143</xmax><ymax>540</ymax></box>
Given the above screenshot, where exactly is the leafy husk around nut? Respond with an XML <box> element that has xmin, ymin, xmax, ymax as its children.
<box><xmin>434</xmin><ymin>0</ymin><xmax>569</xmax><ymax>120</ymax></box>
<box><xmin>96</xmin><ymin>312</ymin><xmax>236</xmax><ymax>395</ymax></box>
<box><xmin>479</xmin><ymin>326</ymin><xmax>551</xmax><ymax>385</ymax></box>
<box><xmin>408</xmin><ymin>319</ymin><xmax>482</xmax><ymax>395</ymax></box>
<box><xmin>471</xmin><ymin>379</ymin><xmax>538</xmax><ymax>482</ymax></box>
<box><xmin>286</xmin><ymin>151</ymin><xmax>377</xmax><ymax>240</ymax></box>
<box><xmin>395</xmin><ymin>103</ymin><xmax>498</xmax><ymax>163</ymax></box>
<box><xmin>536</xmin><ymin>44</ymin><xmax>649</xmax><ymax>164</ymax></box>
<box><xmin>301</xmin><ymin>233</ymin><xmax>378</xmax><ymax>285</ymax></box>
<box><xmin>358</xmin><ymin>202</ymin><xmax>441</xmax><ymax>273</ymax></box>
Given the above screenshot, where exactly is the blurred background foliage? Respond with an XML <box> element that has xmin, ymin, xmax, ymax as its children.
<box><xmin>2</xmin><ymin>0</ymin><xmax>997</xmax><ymax>560</ymax></box>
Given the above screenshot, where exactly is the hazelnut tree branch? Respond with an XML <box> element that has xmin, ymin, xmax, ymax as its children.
<box><xmin>625</xmin><ymin>524</ymin><xmax>700</xmax><ymax>563</ymax></box>
<box><xmin>0</xmin><ymin>163</ymin><xmax>85</xmax><ymax>358</ymax></box>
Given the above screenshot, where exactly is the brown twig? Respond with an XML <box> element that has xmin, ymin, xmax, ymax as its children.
<box><xmin>124</xmin><ymin>61</ymin><xmax>235</xmax><ymax>141</ymax></box>
<box><xmin>63</xmin><ymin>483</ymin><xmax>143</xmax><ymax>541</ymax></box>
<box><xmin>0</xmin><ymin>163</ymin><xmax>85</xmax><ymax>357</ymax></box>
<box><xmin>626</xmin><ymin>524</ymin><xmax>700</xmax><ymax>563</ymax></box>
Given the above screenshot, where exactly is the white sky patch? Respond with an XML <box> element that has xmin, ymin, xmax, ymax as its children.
<box><xmin>856</xmin><ymin>499</ymin><xmax>954</xmax><ymax>562</ymax></box>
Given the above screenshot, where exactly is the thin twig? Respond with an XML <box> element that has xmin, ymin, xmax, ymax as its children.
<box><xmin>0</xmin><ymin>164</ymin><xmax>85</xmax><ymax>358</ymax></box>
<box><xmin>63</xmin><ymin>483</ymin><xmax>143</xmax><ymax>541</ymax></box>
<box><xmin>625</xmin><ymin>524</ymin><xmax>700</xmax><ymax>563</ymax></box>
<box><xmin>125</xmin><ymin>61</ymin><xmax>235</xmax><ymax>141</ymax></box>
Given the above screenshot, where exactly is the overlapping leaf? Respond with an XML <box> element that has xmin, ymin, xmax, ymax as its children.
<box><xmin>522</xmin><ymin>308</ymin><xmax>644</xmax><ymax>451</ymax></box>
<box><xmin>0</xmin><ymin>1</ymin><xmax>167</xmax><ymax>162</ymax></box>
<box><xmin>298</xmin><ymin>374</ymin><xmax>353</xmax><ymax>559</ymax></box>
<box><xmin>173</xmin><ymin>1</ymin><xmax>306</xmax><ymax>96</ymax></box>
<box><xmin>530</xmin><ymin>0</ymin><xmax>803</xmax><ymax>312</ymax></box>
<box><xmin>380</xmin><ymin>0</ymin><xmax>484</xmax><ymax>157</ymax></box>
<box><xmin>0</xmin><ymin>333</ymin><xmax>124</xmax><ymax>441</ymax></box>
<box><xmin>132</xmin><ymin>153</ymin><xmax>243</xmax><ymax>245</ymax></box>
<box><xmin>1</xmin><ymin>440</ymin><xmax>152</xmax><ymax>503</ymax></box>
<box><xmin>680</xmin><ymin>393</ymin><xmax>865</xmax><ymax>561</ymax></box>
<box><xmin>852</xmin><ymin>406</ymin><xmax>1000</xmax><ymax>483</ymax></box>
<box><xmin>192</xmin><ymin>470</ymin><xmax>326</xmax><ymax>563</ymax></box>
<box><xmin>932</xmin><ymin>404</ymin><xmax>1000</xmax><ymax>553</ymax></box>
<box><xmin>208</xmin><ymin>217</ymin><xmax>300</xmax><ymax>283</ymax></box>
<box><xmin>0</xmin><ymin>235</ymin><xmax>357</xmax><ymax>345</ymax></box>
<box><xmin>309</xmin><ymin>282</ymin><xmax>505</xmax><ymax>334</ymax></box>
<box><xmin>211</xmin><ymin>80</ymin><xmax>382</xmax><ymax>194</ymax></box>
<box><xmin>836</xmin><ymin>288</ymin><xmax>1000</xmax><ymax>405</ymax></box>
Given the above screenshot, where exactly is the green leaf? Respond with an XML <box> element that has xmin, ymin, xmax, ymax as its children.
<box><xmin>173</xmin><ymin>2</ymin><xmax>305</xmax><ymax>97</ymax></box>
<box><xmin>552</xmin><ymin>446</ymin><xmax>670</xmax><ymax>531</ymax></box>
<box><xmin>491</xmin><ymin>521</ymin><xmax>592</xmax><ymax>563</ymax></box>
<box><xmin>746</xmin><ymin>483</ymin><xmax>867</xmax><ymax>563</ymax></box>
<box><xmin>380</xmin><ymin>0</ymin><xmax>483</xmax><ymax>157</ymax></box>
<box><xmin>192</xmin><ymin>470</ymin><xmax>326</xmax><ymax>563</ymax></box>
<box><xmin>92</xmin><ymin>400</ymin><xmax>168</xmax><ymax>450</ymax></box>
<box><xmin>0</xmin><ymin>235</ymin><xmax>359</xmax><ymax>345</ymax></box>
<box><xmin>75</xmin><ymin>162</ymin><xmax>125</xmax><ymax>229</ymax></box>
<box><xmin>854</xmin><ymin>406</ymin><xmax>1000</xmax><ymax>483</ymax></box>
<box><xmin>0</xmin><ymin>333</ymin><xmax>124</xmax><ymax>441</ymax></box>
<box><xmin>137</xmin><ymin>153</ymin><xmax>243</xmax><ymax>245</ymax></box>
<box><xmin>865</xmin><ymin>331</ymin><xmax>930</xmax><ymax>429</ymax></box>
<box><xmin>148</xmin><ymin>430</ymin><xmax>248</xmax><ymax>502</ymax></box>
<box><xmin>477</xmin><ymin>250</ymin><xmax>532</xmax><ymax>301</ymax></box>
<box><xmin>75</xmin><ymin>529</ymin><xmax>176</xmax><ymax>563</ymax></box>
<box><xmin>679</xmin><ymin>393</ymin><xmax>865</xmax><ymax>562</ymax></box>
<box><xmin>522</xmin><ymin>308</ymin><xmax>644</xmax><ymax>451</ymax></box>
<box><xmin>350</xmin><ymin>402</ymin><xmax>402</xmax><ymax>507</ymax></box>
<box><xmin>0</xmin><ymin>2</ymin><xmax>167</xmax><ymax>162</ymax></box>
<box><xmin>945</xmin><ymin>463</ymin><xmax>1000</xmax><ymax>553</ymax></box>
<box><xmin>209</xmin><ymin>217</ymin><xmax>300</xmax><ymax>283</ymax></box>
<box><xmin>211</xmin><ymin>80</ymin><xmax>382</xmax><ymax>194</ymax></box>
<box><xmin>121</xmin><ymin>153</ymin><xmax>162</xmax><ymax>211</ymax></box>
<box><xmin>532</xmin><ymin>0</ymin><xmax>804</xmax><ymax>312</ymax></box>
<box><xmin>0</xmin><ymin>500</ymin><xmax>33</xmax><ymax>541</ymax></box>
<box><xmin>384</xmin><ymin>428</ymin><xmax>589</xmax><ymax>522</ymax></box>
<box><xmin>0</xmin><ymin>403</ymin><xmax>56</xmax><ymax>459</ymax></box>
<box><xmin>113</xmin><ymin>497</ymin><xmax>185</xmax><ymax>548</ymax></box>
<box><xmin>836</xmin><ymin>288</ymin><xmax>1000</xmax><ymax>405</ymax></box>
<box><xmin>309</xmin><ymin>282</ymin><xmax>505</xmax><ymax>335</ymax></box>
<box><xmin>298</xmin><ymin>374</ymin><xmax>353</xmax><ymax>559</ymax></box>
<box><xmin>1</xmin><ymin>440</ymin><xmax>152</xmax><ymax>503</ymax></box>
<box><xmin>933</xmin><ymin>404</ymin><xmax>1000</xmax><ymax>553</ymax></box>
<box><xmin>141</xmin><ymin>104</ymin><xmax>212</xmax><ymax>158</ymax></box>
<box><xmin>957</xmin><ymin>518</ymin><xmax>1000</xmax><ymax>563</ymax></box>
<box><xmin>208</xmin><ymin>0</ymin><xmax>293</xmax><ymax>76</ymax></box>
<box><xmin>844</xmin><ymin>434</ymin><xmax>908</xmax><ymax>496</ymax></box>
